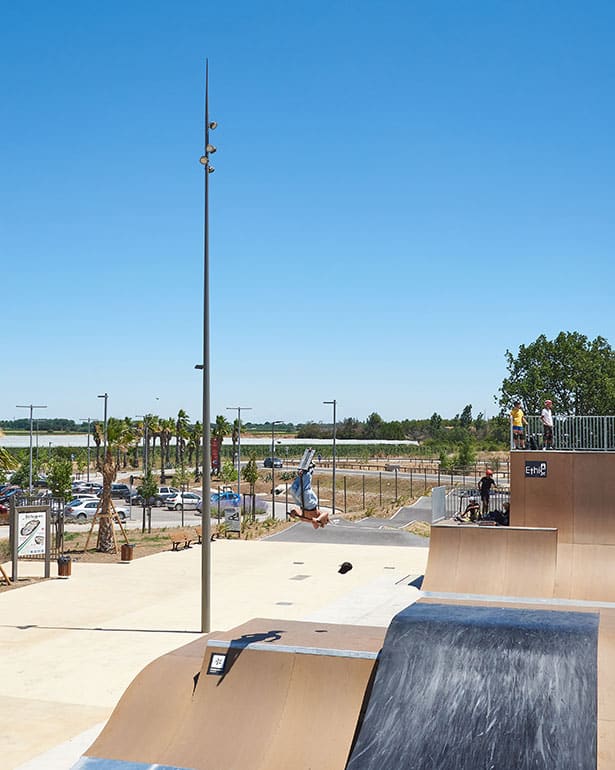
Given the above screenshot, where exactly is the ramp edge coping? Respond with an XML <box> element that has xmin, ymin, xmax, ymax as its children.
<box><xmin>206</xmin><ymin>639</ymin><xmax>379</xmax><ymax>659</ymax></box>
<box><xmin>422</xmin><ymin>590</ymin><xmax>615</xmax><ymax>609</ymax></box>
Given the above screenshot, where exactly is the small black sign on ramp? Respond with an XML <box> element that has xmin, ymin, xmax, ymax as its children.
<box><xmin>346</xmin><ymin>603</ymin><xmax>597</xmax><ymax>770</ymax></box>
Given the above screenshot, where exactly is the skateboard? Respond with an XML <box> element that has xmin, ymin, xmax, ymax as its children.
<box><xmin>289</xmin><ymin>509</ymin><xmax>329</xmax><ymax>529</ymax></box>
<box><xmin>298</xmin><ymin>447</ymin><xmax>316</xmax><ymax>471</ymax></box>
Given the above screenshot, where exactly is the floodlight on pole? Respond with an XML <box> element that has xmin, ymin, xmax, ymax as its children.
<box><xmin>16</xmin><ymin>404</ymin><xmax>47</xmax><ymax>492</ymax></box>
<box><xmin>198</xmin><ymin>59</ymin><xmax>218</xmax><ymax>634</ymax></box>
<box><xmin>323</xmin><ymin>400</ymin><xmax>337</xmax><ymax>517</ymax></box>
<box><xmin>226</xmin><ymin>406</ymin><xmax>252</xmax><ymax>499</ymax></box>
<box><xmin>97</xmin><ymin>393</ymin><xmax>108</xmax><ymax>458</ymax></box>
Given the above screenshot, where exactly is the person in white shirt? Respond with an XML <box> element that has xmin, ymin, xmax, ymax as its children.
<box><xmin>541</xmin><ymin>399</ymin><xmax>554</xmax><ymax>449</ymax></box>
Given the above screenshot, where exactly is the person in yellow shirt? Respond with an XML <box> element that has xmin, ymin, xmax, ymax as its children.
<box><xmin>510</xmin><ymin>401</ymin><xmax>528</xmax><ymax>449</ymax></box>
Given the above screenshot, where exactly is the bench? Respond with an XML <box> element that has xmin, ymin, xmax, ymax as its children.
<box><xmin>194</xmin><ymin>526</ymin><xmax>202</xmax><ymax>544</ymax></box>
<box><xmin>168</xmin><ymin>530</ymin><xmax>193</xmax><ymax>551</ymax></box>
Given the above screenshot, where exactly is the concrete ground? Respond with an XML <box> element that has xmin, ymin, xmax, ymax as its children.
<box><xmin>2</xmin><ymin>538</ymin><xmax>428</xmax><ymax>770</ymax></box>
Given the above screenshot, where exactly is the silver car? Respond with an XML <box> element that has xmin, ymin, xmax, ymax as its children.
<box><xmin>166</xmin><ymin>492</ymin><xmax>202</xmax><ymax>511</ymax></box>
<box><xmin>64</xmin><ymin>498</ymin><xmax>130</xmax><ymax>521</ymax></box>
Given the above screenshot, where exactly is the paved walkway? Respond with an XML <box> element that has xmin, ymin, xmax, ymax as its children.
<box><xmin>2</xmin><ymin>538</ymin><xmax>428</xmax><ymax>770</ymax></box>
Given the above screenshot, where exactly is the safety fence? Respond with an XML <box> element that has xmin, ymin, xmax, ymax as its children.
<box><xmin>512</xmin><ymin>415</ymin><xmax>615</xmax><ymax>451</ymax></box>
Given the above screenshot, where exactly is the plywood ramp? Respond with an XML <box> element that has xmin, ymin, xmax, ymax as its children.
<box><xmin>85</xmin><ymin>618</ymin><xmax>385</xmax><ymax>770</ymax></box>
<box><xmin>422</xmin><ymin>524</ymin><xmax>558</xmax><ymax>598</ymax></box>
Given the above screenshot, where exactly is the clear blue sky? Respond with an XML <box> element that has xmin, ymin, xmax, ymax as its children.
<box><xmin>2</xmin><ymin>1</ymin><xmax>614</xmax><ymax>426</ymax></box>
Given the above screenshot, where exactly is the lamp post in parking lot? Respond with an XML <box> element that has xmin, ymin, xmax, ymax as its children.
<box><xmin>226</xmin><ymin>406</ymin><xmax>252</xmax><ymax>499</ymax></box>
<box><xmin>16</xmin><ymin>404</ymin><xmax>47</xmax><ymax>492</ymax></box>
<box><xmin>270</xmin><ymin>420</ymin><xmax>283</xmax><ymax>519</ymax></box>
<box><xmin>323</xmin><ymin>400</ymin><xmax>337</xmax><ymax>517</ymax></box>
<box><xmin>198</xmin><ymin>59</ymin><xmax>217</xmax><ymax>634</ymax></box>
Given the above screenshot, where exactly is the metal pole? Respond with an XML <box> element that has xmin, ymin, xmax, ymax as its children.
<box><xmin>324</xmin><ymin>400</ymin><xmax>336</xmax><ymax>516</ymax></box>
<box><xmin>87</xmin><ymin>419</ymin><xmax>91</xmax><ymax>482</ymax></box>
<box><xmin>227</xmin><ymin>406</ymin><xmax>252</xmax><ymax>499</ymax></box>
<box><xmin>81</xmin><ymin>418</ymin><xmax>92</xmax><ymax>482</ymax></box>
<box><xmin>199</xmin><ymin>59</ymin><xmax>216</xmax><ymax>634</ymax></box>
<box><xmin>98</xmin><ymin>393</ymin><xmax>108</xmax><ymax>457</ymax></box>
<box><xmin>270</xmin><ymin>420</ymin><xmax>282</xmax><ymax>519</ymax></box>
<box><xmin>16</xmin><ymin>404</ymin><xmax>47</xmax><ymax>492</ymax></box>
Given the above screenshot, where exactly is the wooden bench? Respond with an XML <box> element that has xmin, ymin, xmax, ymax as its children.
<box><xmin>168</xmin><ymin>530</ymin><xmax>193</xmax><ymax>551</ymax></box>
<box><xmin>194</xmin><ymin>526</ymin><xmax>202</xmax><ymax>544</ymax></box>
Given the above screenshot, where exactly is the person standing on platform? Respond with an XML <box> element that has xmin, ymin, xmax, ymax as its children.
<box><xmin>478</xmin><ymin>469</ymin><xmax>497</xmax><ymax>518</ymax></box>
<box><xmin>541</xmin><ymin>399</ymin><xmax>554</xmax><ymax>449</ymax></box>
<box><xmin>510</xmin><ymin>401</ymin><xmax>528</xmax><ymax>449</ymax></box>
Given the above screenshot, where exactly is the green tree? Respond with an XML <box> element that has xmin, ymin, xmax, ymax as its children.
<box><xmin>220</xmin><ymin>460</ymin><xmax>238</xmax><ymax>485</ymax></box>
<box><xmin>47</xmin><ymin>457</ymin><xmax>73</xmax><ymax>502</ymax></box>
<box><xmin>455</xmin><ymin>441</ymin><xmax>476</xmax><ymax>471</ymax></box>
<box><xmin>138</xmin><ymin>469</ymin><xmax>158</xmax><ymax>506</ymax></box>
<box><xmin>500</xmin><ymin>332</ymin><xmax>615</xmax><ymax>414</ymax></box>
<box><xmin>459</xmin><ymin>404</ymin><xmax>473</xmax><ymax>428</ymax></box>
<box><xmin>364</xmin><ymin>412</ymin><xmax>384</xmax><ymax>439</ymax></box>
<box><xmin>241</xmin><ymin>455</ymin><xmax>259</xmax><ymax>518</ymax></box>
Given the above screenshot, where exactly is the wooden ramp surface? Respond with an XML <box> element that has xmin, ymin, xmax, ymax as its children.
<box><xmin>85</xmin><ymin>618</ymin><xmax>385</xmax><ymax>770</ymax></box>
<box><xmin>422</xmin><ymin>524</ymin><xmax>558</xmax><ymax>598</ymax></box>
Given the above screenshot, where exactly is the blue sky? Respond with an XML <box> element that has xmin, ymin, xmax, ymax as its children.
<box><xmin>2</xmin><ymin>1</ymin><xmax>614</xmax><ymax>426</ymax></box>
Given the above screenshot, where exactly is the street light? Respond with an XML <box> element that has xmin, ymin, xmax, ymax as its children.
<box><xmin>270</xmin><ymin>420</ymin><xmax>283</xmax><ymax>519</ymax></box>
<box><xmin>97</xmin><ymin>393</ymin><xmax>108</xmax><ymax>458</ymax></box>
<box><xmin>16</xmin><ymin>404</ymin><xmax>47</xmax><ymax>492</ymax></box>
<box><xmin>199</xmin><ymin>60</ymin><xmax>217</xmax><ymax>634</ymax></box>
<box><xmin>227</xmin><ymin>406</ymin><xmax>252</xmax><ymax>498</ymax></box>
<box><xmin>80</xmin><ymin>418</ymin><xmax>92</xmax><ymax>482</ymax></box>
<box><xmin>323</xmin><ymin>400</ymin><xmax>337</xmax><ymax>516</ymax></box>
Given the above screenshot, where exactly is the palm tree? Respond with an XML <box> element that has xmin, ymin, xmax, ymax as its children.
<box><xmin>212</xmin><ymin>415</ymin><xmax>231</xmax><ymax>476</ymax></box>
<box><xmin>159</xmin><ymin>418</ymin><xmax>174</xmax><ymax>484</ymax></box>
<box><xmin>92</xmin><ymin>422</ymin><xmax>103</xmax><ymax>467</ymax></box>
<box><xmin>188</xmin><ymin>421</ymin><xmax>202</xmax><ymax>479</ymax></box>
<box><xmin>0</xmin><ymin>431</ymin><xmax>18</xmax><ymax>474</ymax></box>
<box><xmin>96</xmin><ymin>417</ymin><xmax>134</xmax><ymax>553</ymax></box>
<box><xmin>175</xmin><ymin>409</ymin><xmax>190</xmax><ymax>468</ymax></box>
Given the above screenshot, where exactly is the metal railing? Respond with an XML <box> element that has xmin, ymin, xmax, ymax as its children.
<box><xmin>442</xmin><ymin>487</ymin><xmax>510</xmax><ymax>521</ymax></box>
<box><xmin>511</xmin><ymin>415</ymin><xmax>615</xmax><ymax>451</ymax></box>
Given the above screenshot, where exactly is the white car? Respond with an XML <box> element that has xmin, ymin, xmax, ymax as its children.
<box><xmin>166</xmin><ymin>492</ymin><xmax>202</xmax><ymax>511</ymax></box>
<box><xmin>64</xmin><ymin>498</ymin><xmax>130</xmax><ymax>521</ymax></box>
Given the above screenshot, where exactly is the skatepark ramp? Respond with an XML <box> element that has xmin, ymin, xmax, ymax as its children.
<box><xmin>422</xmin><ymin>523</ymin><xmax>558</xmax><ymax>598</ymax></box>
<box><xmin>77</xmin><ymin>619</ymin><xmax>385</xmax><ymax>770</ymax></box>
<box><xmin>346</xmin><ymin>602</ymin><xmax>598</xmax><ymax>770</ymax></box>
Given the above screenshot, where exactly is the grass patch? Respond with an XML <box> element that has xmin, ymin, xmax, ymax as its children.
<box><xmin>405</xmin><ymin>521</ymin><xmax>431</xmax><ymax>538</ymax></box>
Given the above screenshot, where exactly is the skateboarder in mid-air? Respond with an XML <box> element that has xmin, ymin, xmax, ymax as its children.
<box><xmin>289</xmin><ymin>449</ymin><xmax>330</xmax><ymax>529</ymax></box>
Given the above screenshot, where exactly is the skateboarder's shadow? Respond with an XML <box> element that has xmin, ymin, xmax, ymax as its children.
<box><xmin>216</xmin><ymin>630</ymin><xmax>285</xmax><ymax>685</ymax></box>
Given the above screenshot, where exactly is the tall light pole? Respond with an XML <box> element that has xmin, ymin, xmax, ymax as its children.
<box><xmin>227</xmin><ymin>406</ymin><xmax>251</xmax><ymax>498</ymax></box>
<box><xmin>80</xmin><ymin>418</ymin><xmax>92</xmax><ymax>482</ymax></box>
<box><xmin>16</xmin><ymin>404</ymin><xmax>47</xmax><ymax>492</ymax></box>
<box><xmin>270</xmin><ymin>420</ymin><xmax>283</xmax><ymax>519</ymax></box>
<box><xmin>323</xmin><ymin>400</ymin><xmax>337</xmax><ymax>516</ymax></box>
<box><xmin>97</xmin><ymin>393</ymin><xmax>108</xmax><ymax>458</ymax></box>
<box><xmin>198</xmin><ymin>59</ymin><xmax>217</xmax><ymax>634</ymax></box>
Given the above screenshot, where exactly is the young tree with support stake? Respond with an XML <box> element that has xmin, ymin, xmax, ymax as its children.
<box><xmin>96</xmin><ymin>417</ymin><xmax>134</xmax><ymax>552</ymax></box>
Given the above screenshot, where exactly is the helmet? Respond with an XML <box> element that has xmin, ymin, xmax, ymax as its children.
<box><xmin>486</xmin><ymin>469</ymin><xmax>493</xmax><ymax>475</ymax></box>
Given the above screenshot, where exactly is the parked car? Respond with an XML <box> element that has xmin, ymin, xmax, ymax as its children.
<box><xmin>64</xmin><ymin>498</ymin><xmax>129</xmax><ymax>521</ymax></box>
<box><xmin>72</xmin><ymin>482</ymin><xmax>103</xmax><ymax>496</ymax></box>
<box><xmin>263</xmin><ymin>457</ymin><xmax>283</xmax><ymax>469</ymax></box>
<box><xmin>127</xmin><ymin>485</ymin><xmax>179</xmax><ymax>507</ymax></box>
<box><xmin>210</xmin><ymin>489</ymin><xmax>241</xmax><ymax>506</ymax></box>
<box><xmin>0</xmin><ymin>486</ymin><xmax>22</xmax><ymax>504</ymax></box>
<box><xmin>166</xmin><ymin>492</ymin><xmax>202</xmax><ymax>511</ymax></box>
<box><xmin>110</xmin><ymin>483</ymin><xmax>132</xmax><ymax>499</ymax></box>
